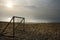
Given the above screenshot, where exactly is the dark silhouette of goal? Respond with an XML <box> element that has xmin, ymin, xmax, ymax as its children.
<box><xmin>0</xmin><ymin>16</ymin><xmax>25</xmax><ymax>40</ymax></box>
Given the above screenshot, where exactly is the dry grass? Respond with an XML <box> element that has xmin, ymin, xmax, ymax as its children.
<box><xmin>0</xmin><ymin>22</ymin><xmax>60</xmax><ymax>40</ymax></box>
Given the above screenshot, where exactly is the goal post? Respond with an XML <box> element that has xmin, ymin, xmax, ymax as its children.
<box><xmin>0</xmin><ymin>16</ymin><xmax>25</xmax><ymax>38</ymax></box>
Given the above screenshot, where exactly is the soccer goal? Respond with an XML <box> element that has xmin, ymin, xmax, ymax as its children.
<box><xmin>0</xmin><ymin>16</ymin><xmax>25</xmax><ymax>39</ymax></box>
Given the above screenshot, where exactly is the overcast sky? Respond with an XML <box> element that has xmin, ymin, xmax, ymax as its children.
<box><xmin>0</xmin><ymin>0</ymin><xmax>60</xmax><ymax>23</ymax></box>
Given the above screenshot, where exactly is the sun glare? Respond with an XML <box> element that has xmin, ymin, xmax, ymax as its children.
<box><xmin>6</xmin><ymin>3</ymin><xmax>13</xmax><ymax>8</ymax></box>
<box><xmin>5</xmin><ymin>1</ymin><xmax>13</xmax><ymax>8</ymax></box>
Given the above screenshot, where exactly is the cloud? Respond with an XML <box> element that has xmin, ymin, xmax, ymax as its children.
<box><xmin>0</xmin><ymin>0</ymin><xmax>60</xmax><ymax>23</ymax></box>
